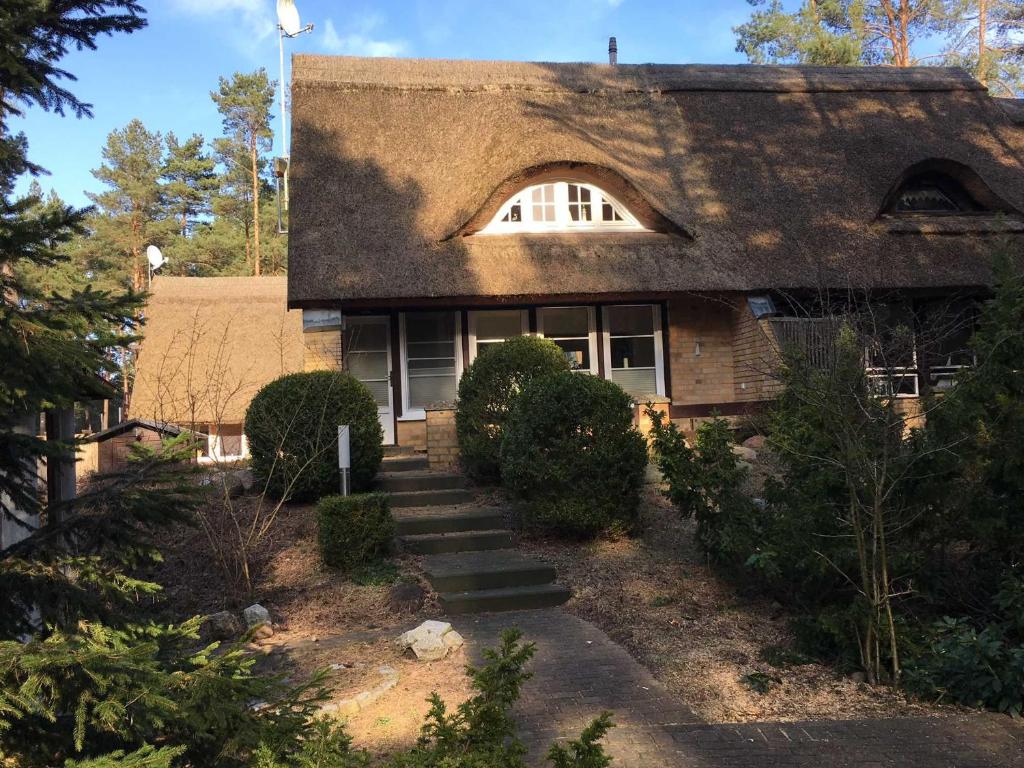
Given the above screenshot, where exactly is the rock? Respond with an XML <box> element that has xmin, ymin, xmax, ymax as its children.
<box><xmin>235</xmin><ymin>469</ymin><xmax>255</xmax><ymax>493</ymax></box>
<box><xmin>849</xmin><ymin>671</ymin><xmax>867</xmax><ymax>684</ymax></box>
<box><xmin>743</xmin><ymin>435</ymin><xmax>766</xmax><ymax>450</ymax></box>
<box><xmin>396</xmin><ymin>620</ymin><xmax>462</xmax><ymax>661</ymax></box>
<box><xmin>388</xmin><ymin>581</ymin><xmax>426</xmax><ymax>614</ymax></box>
<box><xmin>243</xmin><ymin>603</ymin><xmax>273</xmax><ymax>638</ymax></box>
<box><xmin>732</xmin><ymin>445</ymin><xmax>758</xmax><ymax>462</ymax></box>
<box><xmin>203</xmin><ymin>610</ymin><xmax>241</xmax><ymax>641</ymax></box>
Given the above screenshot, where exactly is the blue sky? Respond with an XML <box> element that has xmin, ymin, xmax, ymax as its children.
<box><xmin>12</xmin><ymin>0</ymin><xmax>764</xmax><ymax>206</ymax></box>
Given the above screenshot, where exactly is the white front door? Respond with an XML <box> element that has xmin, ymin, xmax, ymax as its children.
<box><xmin>344</xmin><ymin>316</ymin><xmax>395</xmax><ymax>445</ymax></box>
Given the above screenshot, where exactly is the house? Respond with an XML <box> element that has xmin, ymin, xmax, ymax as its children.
<box><xmin>130</xmin><ymin>276</ymin><xmax>304</xmax><ymax>461</ymax></box>
<box><xmin>286</xmin><ymin>56</ymin><xmax>1024</xmax><ymax>451</ymax></box>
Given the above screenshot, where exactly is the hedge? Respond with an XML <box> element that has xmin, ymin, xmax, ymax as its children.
<box><xmin>244</xmin><ymin>371</ymin><xmax>383</xmax><ymax>501</ymax></box>
<box><xmin>500</xmin><ymin>371</ymin><xmax>648</xmax><ymax>538</ymax></box>
<box><xmin>456</xmin><ymin>336</ymin><xmax>570</xmax><ymax>483</ymax></box>
<box><xmin>317</xmin><ymin>492</ymin><xmax>394</xmax><ymax>572</ymax></box>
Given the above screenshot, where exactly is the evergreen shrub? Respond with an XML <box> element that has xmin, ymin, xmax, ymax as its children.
<box><xmin>245</xmin><ymin>371</ymin><xmax>383</xmax><ymax>501</ymax></box>
<box><xmin>456</xmin><ymin>335</ymin><xmax>570</xmax><ymax>483</ymax></box>
<box><xmin>500</xmin><ymin>372</ymin><xmax>647</xmax><ymax>538</ymax></box>
<box><xmin>317</xmin><ymin>493</ymin><xmax>394</xmax><ymax>572</ymax></box>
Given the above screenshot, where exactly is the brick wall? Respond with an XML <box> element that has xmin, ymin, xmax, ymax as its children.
<box><xmin>733</xmin><ymin>306</ymin><xmax>781</xmax><ymax>402</ymax></box>
<box><xmin>666</xmin><ymin>295</ymin><xmax>736</xmax><ymax>406</ymax></box>
<box><xmin>397</xmin><ymin>419</ymin><xmax>427</xmax><ymax>451</ymax></box>
<box><xmin>425</xmin><ymin>407</ymin><xmax>458</xmax><ymax>470</ymax></box>
<box><xmin>303</xmin><ymin>327</ymin><xmax>342</xmax><ymax>371</ymax></box>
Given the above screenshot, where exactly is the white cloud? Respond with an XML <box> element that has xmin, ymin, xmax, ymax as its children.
<box><xmin>320</xmin><ymin>16</ymin><xmax>408</xmax><ymax>58</ymax></box>
<box><xmin>168</xmin><ymin>0</ymin><xmax>276</xmax><ymax>54</ymax></box>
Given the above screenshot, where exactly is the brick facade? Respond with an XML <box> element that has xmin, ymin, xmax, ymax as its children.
<box><xmin>397</xmin><ymin>419</ymin><xmax>427</xmax><ymax>451</ymax></box>
<box><xmin>425</xmin><ymin>407</ymin><xmax>458</xmax><ymax>470</ymax></box>
<box><xmin>303</xmin><ymin>327</ymin><xmax>342</xmax><ymax>371</ymax></box>
<box><xmin>732</xmin><ymin>304</ymin><xmax>781</xmax><ymax>402</ymax></box>
<box><xmin>666</xmin><ymin>295</ymin><xmax>737</xmax><ymax>406</ymax></box>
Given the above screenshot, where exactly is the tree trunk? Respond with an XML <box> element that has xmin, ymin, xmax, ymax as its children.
<box><xmin>978</xmin><ymin>0</ymin><xmax>988</xmax><ymax>86</ymax></box>
<box><xmin>251</xmin><ymin>140</ymin><xmax>261</xmax><ymax>277</ymax></box>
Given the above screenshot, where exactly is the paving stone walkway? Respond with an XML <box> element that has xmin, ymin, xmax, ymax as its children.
<box><xmin>458</xmin><ymin>609</ymin><xmax>1024</xmax><ymax>768</ymax></box>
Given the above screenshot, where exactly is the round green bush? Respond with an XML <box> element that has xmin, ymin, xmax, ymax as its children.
<box><xmin>245</xmin><ymin>371</ymin><xmax>383</xmax><ymax>501</ymax></box>
<box><xmin>456</xmin><ymin>335</ymin><xmax>570</xmax><ymax>483</ymax></box>
<box><xmin>317</xmin><ymin>492</ymin><xmax>394</xmax><ymax>572</ymax></box>
<box><xmin>500</xmin><ymin>372</ymin><xmax>648</xmax><ymax>538</ymax></box>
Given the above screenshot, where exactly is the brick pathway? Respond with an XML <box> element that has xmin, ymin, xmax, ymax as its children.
<box><xmin>459</xmin><ymin>609</ymin><xmax>1024</xmax><ymax>768</ymax></box>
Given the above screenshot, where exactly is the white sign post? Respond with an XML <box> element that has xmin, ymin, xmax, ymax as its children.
<box><xmin>337</xmin><ymin>425</ymin><xmax>351</xmax><ymax>496</ymax></box>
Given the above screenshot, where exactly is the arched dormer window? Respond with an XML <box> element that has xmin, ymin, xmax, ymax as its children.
<box><xmin>890</xmin><ymin>172</ymin><xmax>981</xmax><ymax>214</ymax></box>
<box><xmin>881</xmin><ymin>160</ymin><xmax>1015</xmax><ymax>217</ymax></box>
<box><xmin>479</xmin><ymin>181</ymin><xmax>646</xmax><ymax>234</ymax></box>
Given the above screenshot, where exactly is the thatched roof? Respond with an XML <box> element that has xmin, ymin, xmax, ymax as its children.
<box><xmin>288</xmin><ymin>56</ymin><xmax>1024</xmax><ymax>308</ymax></box>
<box><xmin>131</xmin><ymin>277</ymin><xmax>303</xmax><ymax>425</ymax></box>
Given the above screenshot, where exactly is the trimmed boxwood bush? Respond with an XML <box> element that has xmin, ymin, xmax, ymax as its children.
<box><xmin>245</xmin><ymin>371</ymin><xmax>383</xmax><ymax>501</ymax></box>
<box><xmin>317</xmin><ymin>492</ymin><xmax>394</xmax><ymax>572</ymax></box>
<box><xmin>456</xmin><ymin>335</ymin><xmax>570</xmax><ymax>482</ymax></box>
<box><xmin>500</xmin><ymin>371</ymin><xmax>648</xmax><ymax>538</ymax></box>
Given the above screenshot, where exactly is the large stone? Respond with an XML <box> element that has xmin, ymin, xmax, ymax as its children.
<box><xmin>203</xmin><ymin>610</ymin><xmax>241</xmax><ymax>641</ymax></box>
<box><xmin>395</xmin><ymin>620</ymin><xmax>462</xmax><ymax>661</ymax></box>
<box><xmin>743</xmin><ymin>435</ymin><xmax>766</xmax><ymax>450</ymax></box>
<box><xmin>243</xmin><ymin>603</ymin><xmax>273</xmax><ymax>638</ymax></box>
<box><xmin>732</xmin><ymin>445</ymin><xmax>758</xmax><ymax>462</ymax></box>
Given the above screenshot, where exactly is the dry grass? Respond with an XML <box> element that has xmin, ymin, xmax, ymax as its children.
<box><xmin>521</xmin><ymin>489</ymin><xmax>950</xmax><ymax>723</ymax></box>
<box><xmin>147</xmin><ymin>499</ymin><xmax>437</xmax><ymax>635</ymax></box>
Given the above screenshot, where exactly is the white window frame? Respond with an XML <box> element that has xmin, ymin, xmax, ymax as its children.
<box><xmin>399</xmin><ymin>311</ymin><xmax>464</xmax><ymax>421</ymax></box>
<box><xmin>198</xmin><ymin>427</ymin><xmax>248</xmax><ymax>464</ymax></box>
<box><xmin>537</xmin><ymin>306</ymin><xmax>599</xmax><ymax>375</ymax></box>
<box><xmin>467</xmin><ymin>309</ymin><xmax>530</xmax><ymax>363</ymax></box>
<box><xmin>865</xmin><ymin>346</ymin><xmax>920</xmax><ymax>399</ymax></box>
<box><xmin>479</xmin><ymin>181</ymin><xmax>646</xmax><ymax>234</ymax></box>
<box><xmin>602</xmin><ymin>304</ymin><xmax>666</xmax><ymax>398</ymax></box>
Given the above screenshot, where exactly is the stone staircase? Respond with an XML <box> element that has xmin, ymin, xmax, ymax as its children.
<box><xmin>377</xmin><ymin>453</ymin><xmax>571</xmax><ymax>614</ymax></box>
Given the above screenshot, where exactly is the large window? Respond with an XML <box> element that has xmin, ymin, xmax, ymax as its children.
<box><xmin>468</xmin><ymin>309</ymin><xmax>528</xmax><ymax>361</ymax></box>
<box><xmin>480</xmin><ymin>181</ymin><xmax>644</xmax><ymax>234</ymax></box>
<box><xmin>864</xmin><ymin>305</ymin><xmax>919</xmax><ymax>398</ymax></box>
<box><xmin>402</xmin><ymin>311</ymin><xmax>460</xmax><ymax>412</ymax></box>
<box><xmin>538</xmin><ymin>306</ymin><xmax>597</xmax><ymax>374</ymax></box>
<box><xmin>603</xmin><ymin>305</ymin><xmax>664</xmax><ymax>397</ymax></box>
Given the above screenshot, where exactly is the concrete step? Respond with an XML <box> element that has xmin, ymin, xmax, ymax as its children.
<box><xmin>388</xmin><ymin>487</ymin><xmax>475</xmax><ymax>508</ymax></box>
<box><xmin>439</xmin><ymin>583</ymin><xmax>572</xmax><ymax>614</ymax></box>
<box><xmin>381</xmin><ymin>454</ymin><xmax>429</xmax><ymax>473</ymax></box>
<box><xmin>400</xmin><ymin>529</ymin><xmax>512</xmax><ymax>555</ymax></box>
<box><xmin>394</xmin><ymin>507</ymin><xmax>506</xmax><ymax>536</ymax></box>
<box><xmin>423</xmin><ymin>549</ymin><xmax>556</xmax><ymax>592</ymax></box>
<box><xmin>377</xmin><ymin>471</ymin><xmax>466</xmax><ymax>493</ymax></box>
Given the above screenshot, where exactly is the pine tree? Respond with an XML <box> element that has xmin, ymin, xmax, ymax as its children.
<box><xmin>161</xmin><ymin>132</ymin><xmax>216</xmax><ymax>238</ymax></box>
<box><xmin>939</xmin><ymin>1</ymin><xmax>1024</xmax><ymax>95</ymax></box>
<box><xmin>86</xmin><ymin>119</ymin><xmax>174</xmax><ymax>292</ymax></box>
<box><xmin>211</xmin><ymin>71</ymin><xmax>275</xmax><ymax>277</ymax></box>
<box><xmin>734</xmin><ymin>0</ymin><xmax>944</xmax><ymax>66</ymax></box>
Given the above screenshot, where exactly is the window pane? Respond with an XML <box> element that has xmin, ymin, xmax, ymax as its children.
<box><xmin>474</xmin><ymin>310</ymin><xmax>523</xmax><ymax>341</ymax></box>
<box><xmin>346</xmin><ymin>350</ymin><xmax>388</xmax><ymax>381</ymax></box>
<box><xmin>541</xmin><ymin>307</ymin><xmax>589</xmax><ymax>337</ymax></box>
<box><xmin>552</xmin><ymin>338</ymin><xmax>590</xmax><ymax>371</ymax></box>
<box><xmin>406</xmin><ymin>312</ymin><xmax>455</xmax><ymax>344</ymax></box>
<box><xmin>611</xmin><ymin>337</ymin><xmax>656</xmax><ymax>369</ymax></box>
<box><xmin>408</xmin><ymin>375</ymin><xmax>456</xmax><ymax>409</ymax></box>
<box><xmin>345</xmin><ymin>322</ymin><xmax>387</xmax><ymax>352</ymax></box>
<box><xmin>406</xmin><ymin>312</ymin><xmax>457</xmax><ymax>409</ymax></box>
<box><xmin>607</xmin><ymin>305</ymin><xmax>654</xmax><ymax>337</ymax></box>
<box><xmin>612</xmin><ymin>368</ymin><xmax>658</xmax><ymax>397</ymax></box>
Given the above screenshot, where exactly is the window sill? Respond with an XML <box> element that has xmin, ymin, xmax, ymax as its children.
<box><xmin>398</xmin><ymin>411</ymin><xmax>427</xmax><ymax>422</ymax></box>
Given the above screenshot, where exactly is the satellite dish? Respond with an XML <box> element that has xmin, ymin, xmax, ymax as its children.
<box><xmin>146</xmin><ymin>245</ymin><xmax>166</xmax><ymax>270</ymax></box>
<box><xmin>277</xmin><ymin>0</ymin><xmax>302</xmax><ymax>36</ymax></box>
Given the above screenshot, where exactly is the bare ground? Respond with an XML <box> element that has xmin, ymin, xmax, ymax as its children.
<box><xmin>520</xmin><ymin>488</ymin><xmax>951</xmax><ymax>724</ymax></box>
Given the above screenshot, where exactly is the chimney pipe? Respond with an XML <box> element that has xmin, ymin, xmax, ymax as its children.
<box><xmin>608</xmin><ymin>36</ymin><xmax>617</xmax><ymax>66</ymax></box>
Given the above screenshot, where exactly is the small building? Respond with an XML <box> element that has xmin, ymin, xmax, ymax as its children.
<box><xmin>129</xmin><ymin>276</ymin><xmax>304</xmax><ymax>461</ymax></box>
<box><xmin>79</xmin><ymin>418</ymin><xmax>186</xmax><ymax>475</ymax></box>
<box><xmin>286</xmin><ymin>57</ymin><xmax>1023</xmax><ymax>450</ymax></box>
